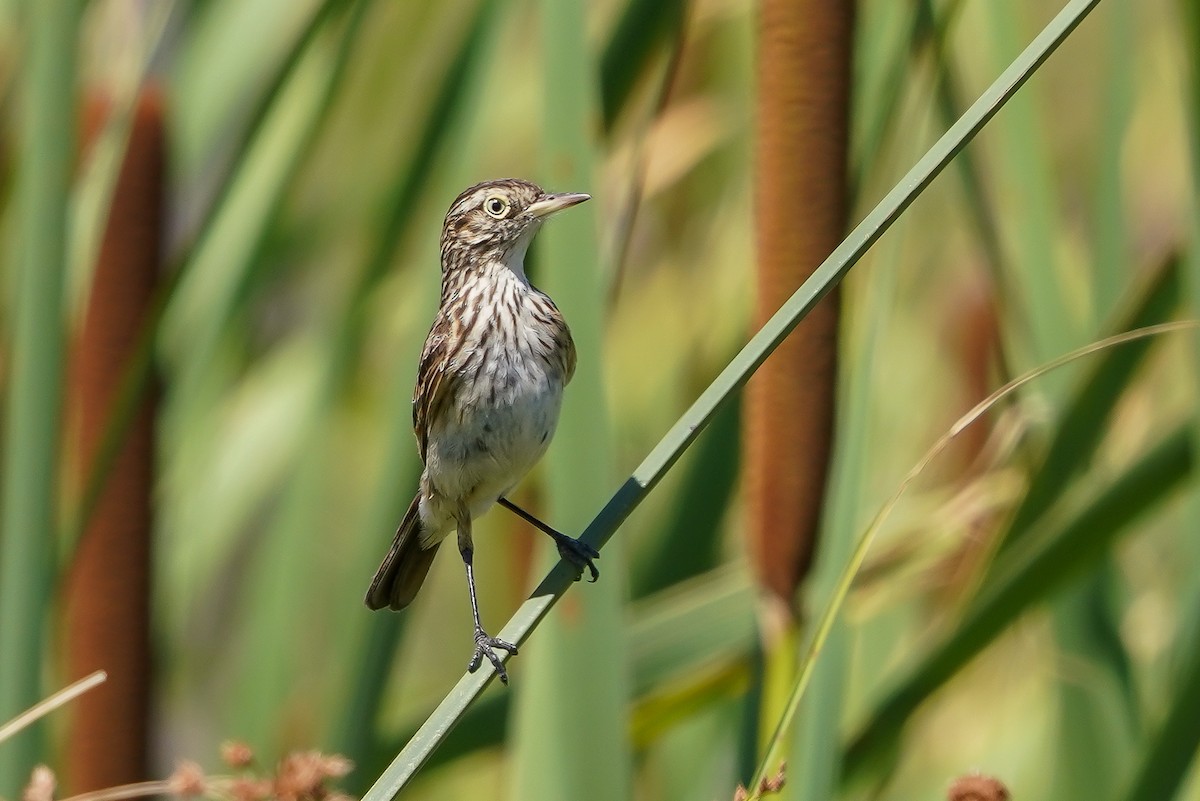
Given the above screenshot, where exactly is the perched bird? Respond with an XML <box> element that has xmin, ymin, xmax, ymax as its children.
<box><xmin>365</xmin><ymin>178</ymin><xmax>600</xmax><ymax>684</ymax></box>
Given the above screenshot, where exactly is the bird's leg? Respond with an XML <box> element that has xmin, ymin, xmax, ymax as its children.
<box><xmin>457</xmin><ymin>509</ymin><xmax>518</xmax><ymax>683</ymax></box>
<box><xmin>497</xmin><ymin>496</ymin><xmax>599</xmax><ymax>582</ymax></box>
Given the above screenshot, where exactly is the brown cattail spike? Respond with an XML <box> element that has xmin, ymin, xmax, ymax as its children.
<box><xmin>745</xmin><ymin>0</ymin><xmax>853</xmax><ymax>631</ymax></box>
<box><xmin>948</xmin><ymin>773</ymin><xmax>1011</xmax><ymax>801</ymax></box>
<box><xmin>63</xmin><ymin>84</ymin><xmax>164</xmax><ymax>793</ymax></box>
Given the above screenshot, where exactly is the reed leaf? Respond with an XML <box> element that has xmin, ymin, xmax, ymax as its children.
<box><xmin>1090</xmin><ymin>0</ymin><xmax>1136</xmax><ymax>317</ymax></box>
<box><xmin>1046</xmin><ymin>5</ymin><xmax>1143</xmax><ymax>783</ymax></box>
<box><xmin>599</xmin><ymin>0</ymin><xmax>688</xmax><ymax>131</ymax></box>
<box><xmin>210</xmin><ymin>0</ymin><xmax>372</xmax><ymax>752</ymax></box>
<box><xmin>1132</xmin><ymin>6</ymin><xmax>1200</xmax><ymax>798</ymax></box>
<box><xmin>985</xmin><ymin>2</ymin><xmax>1078</xmax><ymax>384</ymax></box>
<box><xmin>0</xmin><ymin>1</ymin><xmax>79</xmax><ymax>794</ymax></box>
<box><xmin>509</xmin><ymin>1</ymin><xmax>630</xmax><ymax>799</ymax></box>
<box><xmin>1119</xmin><ymin>609</ymin><xmax>1200</xmax><ymax>801</ymax></box>
<box><xmin>163</xmin><ymin>2</ymin><xmax>364</xmax><ymax>407</ymax></box>
<box><xmin>789</xmin><ymin>176</ymin><xmax>905</xmax><ymax>801</ymax></box>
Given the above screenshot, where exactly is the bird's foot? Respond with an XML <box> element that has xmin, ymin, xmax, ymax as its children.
<box><xmin>553</xmin><ymin>532</ymin><xmax>600</xmax><ymax>583</ymax></box>
<box><xmin>468</xmin><ymin>627</ymin><xmax>519</xmax><ymax>684</ymax></box>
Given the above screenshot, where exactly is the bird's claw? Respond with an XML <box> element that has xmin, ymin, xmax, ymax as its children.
<box><xmin>468</xmin><ymin>627</ymin><xmax>518</xmax><ymax>684</ymax></box>
<box><xmin>555</xmin><ymin>534</ymin><xmax>600</xmax><ymax>583</ymax></box>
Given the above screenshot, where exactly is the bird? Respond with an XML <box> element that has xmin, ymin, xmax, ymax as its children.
<box><xmin>365</xmin><ymin>178</ymin><xmax>600</xmax><ymax>684</ymax></box>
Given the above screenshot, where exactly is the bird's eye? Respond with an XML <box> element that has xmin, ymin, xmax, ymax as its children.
<box><xmin>484</xmin><ymin>196</ymin><xmax>509</xmax><ymax>218</ymax></box>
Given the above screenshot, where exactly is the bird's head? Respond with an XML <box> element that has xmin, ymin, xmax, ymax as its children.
<box><xmin>439</xmin><ymin>178</ymin><xmax>590</xmax><ymax>278</ymax></box>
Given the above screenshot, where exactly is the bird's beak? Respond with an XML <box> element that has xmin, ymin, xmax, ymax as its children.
<box><xmin>526</xmin><ymin>192</ymin><xmax>591</xmax><ymax>219</ymax></box>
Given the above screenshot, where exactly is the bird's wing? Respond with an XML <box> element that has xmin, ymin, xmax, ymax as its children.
<box><xmin>412</xmin><ymin>322</ymin><xmax>456</xmax><ymax>465</ymax></box>
<box><xmin>532</xmin><ymin>289</ymin><xmax>576</xmax><ymax>385</ymax></box>
<box><xmin>562</xmin><ymin>326</ymin><xmax>577</xmax><ymax>385</ymax></box>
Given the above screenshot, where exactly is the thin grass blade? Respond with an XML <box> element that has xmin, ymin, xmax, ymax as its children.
<box><xmin>998</xmin><ymin>256</ymin><xmax>1180</xmax><ymax>556</ymax></box>
<box><xmin>0</xmin><ymin>672</ymin><xmax>106</xmax><ymax>745</ymax></box>
<box><xmin>759</xmin><ymin>320</ymin><xmax>1197</xmax><ymax>794</ymax></box>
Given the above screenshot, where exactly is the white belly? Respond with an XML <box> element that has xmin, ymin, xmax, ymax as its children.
<box><xmin>419</xmin><ymin>362</ymin><xmax>564</xmax><ymax>539</ymax></box>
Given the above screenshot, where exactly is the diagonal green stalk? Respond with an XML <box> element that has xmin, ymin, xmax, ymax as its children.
<box><xmin>364</xmin><ymin>566</ymin><xmax>754</xmax><ymax>776</ymax></box>
<box><xmin>987</xmin><ymin>2</ymin><xmax>1077</xmax><ymax>383</ymax></box>
<box><xmin>923</xmin><ymin>0</ymin><xmax>1008</xmax><ymax>291</ymax></box>
<box><xmin>358</xmin><ymin>0</ymin><xmax>1102</xmax><ymax>796</ymax></box>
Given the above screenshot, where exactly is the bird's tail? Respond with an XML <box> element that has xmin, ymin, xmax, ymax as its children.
<box><xmin>365</xmin><ymin>495</ymin><xmax>440</xmax><ymax>611</ymax></box>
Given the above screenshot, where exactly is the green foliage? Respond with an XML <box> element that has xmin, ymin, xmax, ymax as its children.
<box><xmin>0</xmin><ymin>1</ymin><xmax>79</xmax><ymax>795</ymax></box>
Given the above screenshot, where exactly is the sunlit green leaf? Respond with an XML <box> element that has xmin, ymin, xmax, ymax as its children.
<box><xmin>0</xmin><ymin>2</ymin><xmax>79</xmax><ymax>794</ymax></box>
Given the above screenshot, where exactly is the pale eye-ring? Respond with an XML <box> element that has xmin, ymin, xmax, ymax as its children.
<box><xmin>484</xmin><ymin>196</ymin><xmax>509</xmax><ymax>218</ymax></box>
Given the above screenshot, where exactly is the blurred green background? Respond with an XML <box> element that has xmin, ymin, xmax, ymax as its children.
<box><xmin>1</xmin><ymin>0</ymin><xmax>1199</xmax><ymax>799</ymax></box>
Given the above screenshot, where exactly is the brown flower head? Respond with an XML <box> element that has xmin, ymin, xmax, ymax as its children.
<box><xmin>949</xmin><ymin>773</ymin><xmax>1010</xmax><ymax>801</ymax></box>
<box><xmin>168</xmin><ymin>760</ymin><xmax>207</xmax><ymax>798</ymax></box>
<box><xmin>758</xmin><ymin>762</ymin><xmax>786</xmax><ymax>794</ymax></box>
<box><xmin>221</xmin><ymin>741</ymin><xmax>256</xmax><ymax>770</ymax></box>
<box><xmin>274</xmin><ymin>751</ymin><xmax>353</xmax><ymax>801</ymax></box>
<box><xmin>228</xmin><ymin>777</ymin><xmax>272</xmax><ymax>801</ymax></box>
